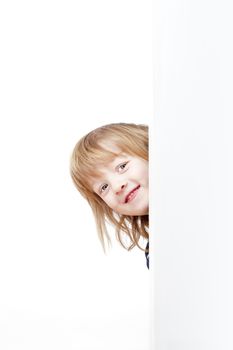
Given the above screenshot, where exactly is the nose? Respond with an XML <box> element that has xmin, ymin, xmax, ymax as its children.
<box><xmin>115</xmin><ymin>182</ymin><xmax>127</xmax><ymax>195</ymax></box>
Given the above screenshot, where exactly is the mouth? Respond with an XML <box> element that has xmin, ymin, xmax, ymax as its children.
<box><xmin>124</xmin><ymin>185</ymin><xmax>140</xmax><ymax>203</ymax></box>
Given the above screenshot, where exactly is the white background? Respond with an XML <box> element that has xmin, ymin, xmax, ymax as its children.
<box><xmin>152</xmin><ymin>0</ymin><xmax>233</xmax><ymax>348</ymax></box>
<box><xmin>0</xmin><ymin>1</ymin><xmax>153</xmax><ymax>349</ymax></box>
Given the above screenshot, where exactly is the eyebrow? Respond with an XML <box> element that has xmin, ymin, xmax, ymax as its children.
<box><xmin>103</xmin><ymin>154</ymin><xmax>130</xmax><ymax>174</ymax></box>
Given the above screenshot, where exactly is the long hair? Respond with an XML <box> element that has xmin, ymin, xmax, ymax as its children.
<box><xmin>70</xmin><ymin>123</ymin><xmax>149</xmax><ymax>252</ymax></box>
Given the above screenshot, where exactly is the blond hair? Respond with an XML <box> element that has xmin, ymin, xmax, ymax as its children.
<box><xmin>70</xmin><ymin>123</ymin><xmax>149</xmax><ymax>252</ymax></box>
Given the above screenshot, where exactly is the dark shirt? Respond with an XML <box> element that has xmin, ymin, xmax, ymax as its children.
<box><xmin>145</xmin><ymin>241</ymin><xmax>149</xmax><ymax>269</ymax></box>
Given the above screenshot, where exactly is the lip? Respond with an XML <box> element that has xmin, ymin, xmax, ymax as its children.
<box><xmin>124</xmin><ymin>185</ymin><xmax>140</xmax><ymax>203</ymax></box>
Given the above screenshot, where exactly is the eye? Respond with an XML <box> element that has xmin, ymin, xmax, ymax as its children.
<box><xmin>100</xmin><ymin>183</ymin><xmax>108</xmax><ymax>193</ymax></box>
<box><xmin>117</xmin><ymin>162</ymin><xmax>128</xmax><ymax>172</ymax></box>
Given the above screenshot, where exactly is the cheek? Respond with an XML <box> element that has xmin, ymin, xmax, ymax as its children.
<box><xmin>102</xmin><ymin>195</ymin><xmax>115</xmax><ymax>209</ymax></box>
<box><xmin>106</xmin><ymin>197</ymin><xmax>121</xmax><ymax>212</ymax></box>
<box><xmin>139</xmin><ymin>167</ymin><xmax>148</xmax><ymax>183</ymax></box>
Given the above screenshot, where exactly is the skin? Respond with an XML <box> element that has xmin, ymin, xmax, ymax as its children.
<box><xmin>91</xmin><ymin>144</ymin><xmax>149</xmax><ymax>216</ymax></box>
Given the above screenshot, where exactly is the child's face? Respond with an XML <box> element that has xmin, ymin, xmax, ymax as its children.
<box><xmin>90</xmin><ymin>144</ymin><xmax>148</xmax><ymax>216</ymax></box>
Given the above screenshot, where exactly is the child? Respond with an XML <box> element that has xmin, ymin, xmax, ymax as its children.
<box><xmin>70</xmin><ymin>123</ymin><xmax>149</xmax><ymax>268</ymax></box>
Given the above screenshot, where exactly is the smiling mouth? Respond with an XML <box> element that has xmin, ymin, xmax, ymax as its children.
<box><xmin>125</xmin><ymin>185</ymin><xmax>140</xmax><ymax>203</ymax></box>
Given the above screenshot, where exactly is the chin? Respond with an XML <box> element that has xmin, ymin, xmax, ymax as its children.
<box><xmin>132</xmin><ymin>204</ymin><xmax>149</xmax><ymax>216</ymax></box>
